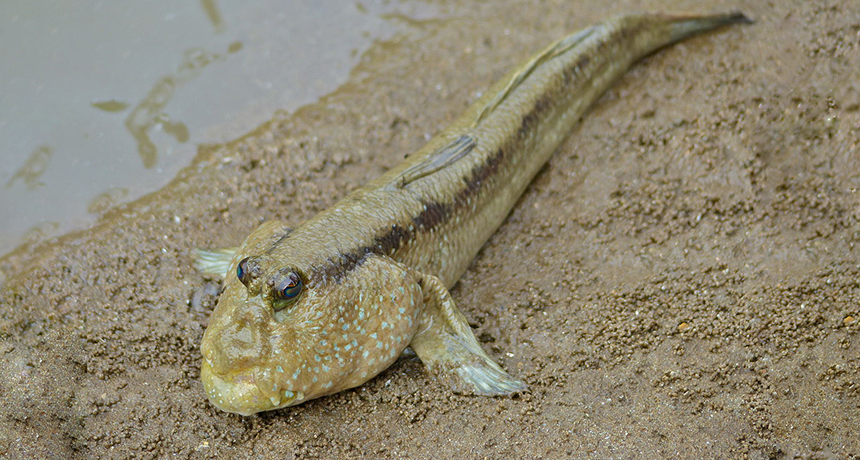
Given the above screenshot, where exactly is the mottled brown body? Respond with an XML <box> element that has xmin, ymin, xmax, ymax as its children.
<box><xmin>196</xmin><ymin>12</ymin><xmax>749</xmax><ymax>415</ymax></box>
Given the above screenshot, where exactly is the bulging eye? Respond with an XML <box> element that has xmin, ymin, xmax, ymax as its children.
<box><xmin>236</xmin><ymin>257</ymin><xmax>253</xmax><ymax>286</ymax></box>
<box><xmin>272</xmin><ymin>271</ymin><xmax>303</xmax><ymax>310</ymax></box>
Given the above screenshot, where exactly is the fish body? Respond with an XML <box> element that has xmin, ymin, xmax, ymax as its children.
<box><xmin>196</xmin><ymin>12</ymin><xmax>750</xmax><ymax>415</ymax></box>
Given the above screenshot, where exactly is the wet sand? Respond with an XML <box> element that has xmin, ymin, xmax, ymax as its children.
<box><xmin>1</xmin><ymin>0</ymin><xmax>858</xmax><ymax>458</ymax></box>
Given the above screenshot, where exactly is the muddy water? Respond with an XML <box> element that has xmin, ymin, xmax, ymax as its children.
<box><xmin>0</xmin><ymin>0</ymin><xmax>858</xmax><ymax>459</ymax></box>
<box><xmin>0</xmin><ymin>0</ymin><xmax>437</xmax><ymax>255</ymax></box>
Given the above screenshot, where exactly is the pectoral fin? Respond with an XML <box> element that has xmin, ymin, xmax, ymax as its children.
<box><xmin>409</xmin><ymin>272</ymin><xmax>526</xmax><ymax>395</ymax></box>
<box><xmin>194</xmin><ymin>220</ymin><xmax>293</xmax><ymax>279</ymax></box>
<box><xmin>194</xmin><ymin>247</ymin><xmax>238</xmax><ymax>277</ymax></box>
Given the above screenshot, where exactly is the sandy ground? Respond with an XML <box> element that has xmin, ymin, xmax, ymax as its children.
<box><xmin>1</xmin><ymin>0</ymin><xmax>859</xmax><ymax>458</ymax></box>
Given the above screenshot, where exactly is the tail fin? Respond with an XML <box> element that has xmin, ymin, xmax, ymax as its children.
<box><xmin>601</xmin><ymin>11</ymin><xmax>752</xmax><ymax>67</ymax></box>
<box><xmin>665</xmin><ymin>11</ymin><xmax>753</xmax><ymax>44</ymax></box>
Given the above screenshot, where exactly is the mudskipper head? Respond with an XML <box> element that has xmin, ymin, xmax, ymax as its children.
<box><xmin>198</xmin><ymin>221</ymin><xmax>422</xmax><ymax>415</ymax></box>
<box><xmin>200</xmin><ymin>250</ymin><xmax>309</xmax><ymax>415</ymax></box>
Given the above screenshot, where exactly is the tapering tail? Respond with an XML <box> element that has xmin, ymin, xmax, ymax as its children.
<box><xmin>665</xmin><ymin>11</ymin><xmax>753</xmax><ymax>44</ymax></box>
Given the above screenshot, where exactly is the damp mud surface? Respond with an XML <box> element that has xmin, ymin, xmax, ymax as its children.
<box><xmin>1</xmin><ymin>1</ymin><xmax>859</xmax><ymax>459</ymax></box>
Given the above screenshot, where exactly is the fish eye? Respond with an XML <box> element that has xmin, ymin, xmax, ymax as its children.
<box><xmin>271</xmin><ymin>271</ymin><xmax>303</xmax><ymax>310</ymax></box>
<box><xmin>236</xmin><ymin>257</ymin><xmax>254</xmax><ymax>286</ymax></box>
<box><xmin>236</xmin><ymin>256</ymin><xmax>265</xmax><ymax>289</ymax></box>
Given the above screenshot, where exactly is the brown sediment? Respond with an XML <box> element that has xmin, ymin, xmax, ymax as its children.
<box><xmin>1</xmin><ymin>1</ymin><xmax>859</xmax><ymax>459</ymax></box>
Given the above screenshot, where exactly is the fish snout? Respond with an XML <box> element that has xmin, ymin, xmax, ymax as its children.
<box><xmin>201</xmin><ymin>318</ymin><xmax>270</xmax><ymax>376</ymax></box>
<box><xmin>201</xmin><ymin>294</ymin><xmax>274</xmax><ymax>375</ymax></box>
<box><xmin>201</xmin><ymin>361</ymin><xmax>302</xmax><ymax>415</ymax></box>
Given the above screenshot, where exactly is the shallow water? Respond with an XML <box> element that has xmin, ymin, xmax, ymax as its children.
<box><xmin>0</xmin><ymin>0</ymin><xmax>437</xmax><ymax>256</ymax></box>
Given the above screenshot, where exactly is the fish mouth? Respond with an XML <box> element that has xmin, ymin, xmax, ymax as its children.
<box><xmin>201</xmin><ymin>360</ymin><xmax>303</xmax><ymax>415</ymax></box>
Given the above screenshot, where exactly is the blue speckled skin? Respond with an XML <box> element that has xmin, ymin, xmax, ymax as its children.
<box><xmin>197</xmin><ymin>12</ymin><xmax>750</xmax><ymax>415</ymax></box>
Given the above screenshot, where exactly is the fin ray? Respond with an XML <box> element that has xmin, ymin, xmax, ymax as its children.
<box><xmin>394</xmin><ymin>135</ymin><xmax>477</xmax><ymax>188</ymax></box>
<box><xmin>409</xmin><ymin>271</ymin><xmax>526</xmax><ymax>395</ymax></box>
<box><xmin>194</xmin><ymin>247</ymin><xmax>238</xmax><ymax>278</ymax></box>
<box><xmin>472</xmin><ymin>26</ymin><xmax>596</xmax><ymax>127</ymax></box>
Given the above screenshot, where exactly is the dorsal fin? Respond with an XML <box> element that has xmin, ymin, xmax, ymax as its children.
<box><xmin>393</xmin><ymin>135</ymin><xmax>477</xmax><ymax>188</ymax></box>
<box><xmin>392</xmin><ymin>26</ymin><xmax>595</xmax><ymax>189</ymax></box>
<box><xmin>472</xmin><ymin>26</ymin><xmax>596</xmax><ymax>127</ymax></box>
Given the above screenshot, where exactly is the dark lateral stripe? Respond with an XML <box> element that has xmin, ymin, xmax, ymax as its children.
<box><xmin>455</xmin><ymin>147</ymin><xmax>505</xmax><ymax>208</ymax></box>
<box><xmin>314</xmin><ymin>251</ymin><xmax>365</xmax><ymax>284</ymax></box>
<box><xmin>314</xmin><ymin>224</ymin><xmax>413</xmax><ymax>284</ymax></box>
<box><xmin>453</xmin><ymin>44</ymin><xmax>596</xmax><ymax>207</ymax></box>
<box><xmin>374</xmin><ymin>224</ymin><xmax>411</xmax><ymax>254</ymax></box>
<box><xmin>314</xmin><ymin>44</ymin><xmax>597</xmax><ymax>285</ymax></box>
<box><xmin>412</xmin><ymin>201</ymin><xmax>451</xmax><ymax>231</ymax></box>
